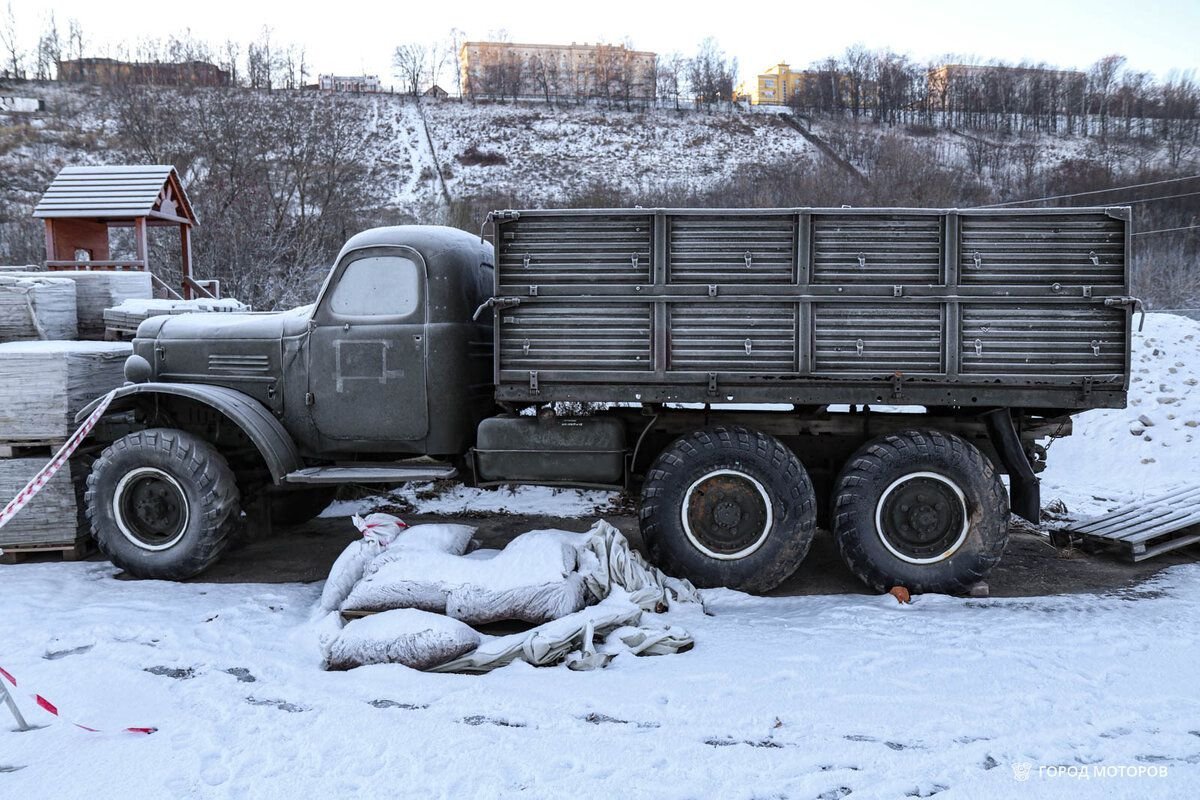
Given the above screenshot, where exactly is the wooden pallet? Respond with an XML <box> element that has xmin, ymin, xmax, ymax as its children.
<box><xmin>1059</xmin><ymin>485</ymin><xmax>1200</xmax><ymax>562</ymax></box>
<box><xmin>0</xmin><ymin>440</ymin><xmax>60</xmax><ymax>459</ymax></box>
<box><xmin>0</xmin><ymin>539</ymin><xmax>94</xmax><ymax>565</ymax></box>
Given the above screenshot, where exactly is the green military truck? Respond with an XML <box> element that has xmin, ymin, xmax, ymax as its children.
<box><xmin>78</xmin><ymin>207</ymin><xmax>1135</xmax><ymax>594</ymax></box>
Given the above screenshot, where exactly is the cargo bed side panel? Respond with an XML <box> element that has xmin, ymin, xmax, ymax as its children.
<box><xmin>493</xmin><ymin>208</ymin><xmax>1131</xmax><ymax>410</ymax></box>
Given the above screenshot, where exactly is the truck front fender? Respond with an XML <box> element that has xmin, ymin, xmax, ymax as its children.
<box><xmin>75</xmin><ymin>383</ymin><xmax>304</xmax><ymax>485</ymax></box>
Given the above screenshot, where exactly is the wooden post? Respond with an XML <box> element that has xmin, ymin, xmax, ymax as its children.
<box><xmin>180</xmin><ymin>224</ymin><xmax>193</xmax><ymax>300</ymax></box>
<box><xmin>43</xmin><ymin>219</ymin><xmax>56</xmax><ymax>263</ymax></box>
<box><xmin>133</xmin><ymin>217</ymin><xmax>148</xmax><ymax>273</ymax></box>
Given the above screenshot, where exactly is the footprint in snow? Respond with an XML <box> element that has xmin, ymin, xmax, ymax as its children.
<box><xmin>843</xmin><ymin>734</ymin><xmax>911</xmax><ymax>750</ymax></box>
<box><xmin>0</xmin><ymin>766</ymin><xmax>26</xmax><ymax>773</ymax></box>
<box><xmin>581</xmin><ymin>712</ymin><xmax>659</xmax><ymax>729</ymax></box>
<box><xmin>223</xmin><ymin>668</ymin><xmax>256</xmax><ymax>683</ymax></box>
<box><xmin>817</xmin><ymin>787</ymin><xmax>851</xmax><ymax>800</ymax></box>
<box><xmin>460</xmin><ymin>715</ymin><xmax>524</xmax><ymax>728</ymax></box>
<box><xmin>144</xmin><ymin>666</ymin><xmax>196</xmax><ymax>680</ymax></box>
<box><xmin>246</xmin><ymin>697</ymin><xmax>306</xmax><ymax>713</ymax></box>
<box><xmin>905</xmin><ymin>785</ymin><xmax>948</xmax><ymax>798</ymax></box>
<box><xmin>703</xmin><ymin>737</ymin><xmax>785</xmax><ymax>749</ymax></box>
<box><xmin>43</xmin><ymin>644</ymin><xmax>93</xmax><ymax>660</ymax></box>
<box><xmin>369</xmin><ymin>700</ymin><xmax>427</xmax><ymax>710</ymax></box>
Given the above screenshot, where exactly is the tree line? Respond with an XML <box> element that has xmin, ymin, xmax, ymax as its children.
<box><xmin>787</xmin><ymin>47</ymin><xmax>1198</xmax><ymax>161</ymax></box>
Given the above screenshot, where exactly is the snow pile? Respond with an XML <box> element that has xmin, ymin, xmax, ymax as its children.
<box><xmin>318</xmin><ymin>517</ymin><xmax>698</xmax><ymax>672</ymax></box>
<box><xmin>1042</xmin><ymin>312</ymin><xmax>1200</xmax><ymax>509</ymax></box>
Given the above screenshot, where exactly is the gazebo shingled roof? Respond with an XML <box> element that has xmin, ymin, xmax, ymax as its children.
<box><xmin>32</xmin><ymin>164</ymin><xmax>211</xmax><ymax>299</ymax></box>
<box><xmin>33</xmin><ymin>165</ymin><xmax>196</xmax><ymax>223</ymax></box>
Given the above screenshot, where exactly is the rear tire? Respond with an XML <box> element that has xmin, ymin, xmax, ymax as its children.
<box><xmin>832</xmin><ymin>429</ymin><xmax>1008</xmax><ymax>594</ymax></box>
<box><xmin>640</xmin><ymin>426</ymin><xmax>817</xmax><ymax>593</ymax></box>
<box><xmin>85</xmin><ymin>428</ymin><xmax>241</xmax><ymax>580</ymax></box>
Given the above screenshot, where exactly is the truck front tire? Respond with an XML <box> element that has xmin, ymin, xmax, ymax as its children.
<box><xmin>85</xmin><ymin>428</ymin><xmax>241</xmax><ymax>580</ymax></box>
<box><xmin>640</xmin><ymin>426</ymin><xmax>817</xmax><ymax>593</ymax></box>
<box><xmin>250</xmin><ymin>487</ymin><xmax>337</xmax><ymax>528</ymax></box>
<box><xmin>832</xmin><ymin>429</ymin><xmax>1008</xmax><ymax>594</ymax></box>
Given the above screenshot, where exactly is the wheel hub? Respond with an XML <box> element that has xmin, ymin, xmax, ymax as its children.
<box><xmin>875</xmin><ymin>472</ymin><xmax>968</xmax><ymax>564</ymax></box>
<box><xmin>113</xmin><ymin>467</ymin><xmax>190</xmax><ymax>551</ymax></box>
<box><xmin>681</xmin><ymin>470</ymin><xmax>773</xmax><ymax>560</ymax></box>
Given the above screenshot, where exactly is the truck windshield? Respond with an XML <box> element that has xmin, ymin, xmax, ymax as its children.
<box><xmin>328</xmin><ymin>254</ymin><xmax>421</xmax><ymax>317</ymax></box>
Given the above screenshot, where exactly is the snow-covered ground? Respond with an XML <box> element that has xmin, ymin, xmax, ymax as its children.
<box><xmin>1</xmin><ymin>560</ymin><xmax>1198</xmax><ymax>797</ymax></box>
<box><xmin>2</xmin><ymin>313</ymin><xmax>1198</xmax><ymax>798</ymax></box>
<box><xmin>1041</xmin><ymin>312</ymin><xmax>1200</xmax><ymax>516</ymax></box>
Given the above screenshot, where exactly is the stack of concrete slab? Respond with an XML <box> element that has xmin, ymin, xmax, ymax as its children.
<box><xmin>6</xmin><ymin>271</ymin><xmax>152</xmax><ymax>340</ymax></box>
<box><xmin>0</xmin><ymin>340</ymin><xmax>131</xmax><ymax>557</ymax></box>
<box><xmin>0</xmin><ymin>457</ymin><xmax>83</xmax><ymax>548</ymax></box>
<box><xmin>0</xmin><ymin>275</ymin><xmax>78</xmax><ymax>341</ymax></box>
<box><xmin>0</xmin><ymin>340</ymin><xmax>130</xmax><ymax>441</ymax></box>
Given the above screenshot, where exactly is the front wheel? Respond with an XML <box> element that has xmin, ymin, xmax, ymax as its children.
<box><xmin>639</xmin><ymin>426</ymin><xmax>817</xmax><ymax>593</ymax></box>
<box><xmin>832</xmin><ymin>430</ymin><xmax>1008</xmax><ymax>594</ymax></box>
<box><xmin>85</xmin><ymin>428</ymin><xmax>241</xmax><ymax>580</ymax></box>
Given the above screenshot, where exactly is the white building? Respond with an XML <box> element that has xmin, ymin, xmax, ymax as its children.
<box><xmin>317</xmin><ymin>74</ymin><xmax>382</xmax><ymax>93</ymax></box>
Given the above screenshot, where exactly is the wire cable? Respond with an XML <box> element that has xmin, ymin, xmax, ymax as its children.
<box><xmin>1131</xmin><ymin>223</ymin><xmax>1200</xmax><ymax>236</ymax></box>
<box><xmin>975</xmin><ymin>174</ymin><xmax>1200</xmax><ymax>208</ymax></box>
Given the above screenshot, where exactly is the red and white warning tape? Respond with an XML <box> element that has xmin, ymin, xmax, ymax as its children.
<box><xmin>0</xmin><ymin>390</ymin><xmax>117</xmax><ymax>545</ymax></box>
<box><xmin>0</xmin><ymin>664</ymin><xmax>156</xmax><ymax>734</ymax></box>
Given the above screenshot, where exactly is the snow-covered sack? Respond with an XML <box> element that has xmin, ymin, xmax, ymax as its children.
<box><xmin>342</xmin><ymin>529</ymin><xmax>587</xmax><ymax>623</ymax></box>
<box><xmin>325</xmin><ymin>609</ymin><xmax>480</xmax><ymax>671</ymax></box>
<box><xmin>318</xmin><ymin>519</ymin><xmax>699</xmax><ymax>672</ymax></box>
<box><xmin>317</xmin><ymin>514</ymin><xmax>475</xmax><ymax>613</ymax></box>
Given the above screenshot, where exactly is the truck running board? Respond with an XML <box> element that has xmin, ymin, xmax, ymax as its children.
<box><xmin>284</xmin><ymin>464</ymin><xmax>458</xmax><ymax>485</ymax></box>
<box><xmin>1058</xmin><ymin>484</ymin><xmax>1200</xmax><ymax>561</ymax></box>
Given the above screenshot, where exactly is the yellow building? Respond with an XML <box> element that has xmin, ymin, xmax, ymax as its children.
<box><xmin>736</xmin><ymin>62</ymin><xmax>808</xmax><ymax>106</ymax></box>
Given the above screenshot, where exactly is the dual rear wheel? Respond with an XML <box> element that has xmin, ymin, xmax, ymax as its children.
<box><xmin>641</xmin><ymin>426</ymin><xmax>1008</xmax><ymax>594</ymax></box>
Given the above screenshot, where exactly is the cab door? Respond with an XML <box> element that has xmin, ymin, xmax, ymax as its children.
<box><xmin>307</xmin><ymin>246</ymin><xmax>429</xmax><ymax>444</ymax></box>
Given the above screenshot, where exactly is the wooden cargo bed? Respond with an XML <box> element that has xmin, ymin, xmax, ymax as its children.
<box><xmin>490</xmin><ymin>207</ymin><xmax>1133</xmax><ymax>411</ymax></box>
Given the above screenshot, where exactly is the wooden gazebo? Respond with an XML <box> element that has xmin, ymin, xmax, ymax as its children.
<box><xmin>33</xmin><ymin>165</ymin><xmax>215</xmax><ymax>299</ymax></box>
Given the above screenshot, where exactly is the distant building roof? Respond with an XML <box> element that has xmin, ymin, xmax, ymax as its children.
<box><xmin>33</xmin><ymin>165</ymin><xmax>196</xmax><ymax>223</ymax></box>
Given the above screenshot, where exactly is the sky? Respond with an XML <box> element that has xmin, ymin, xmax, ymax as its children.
<box><xmin>9</xmin><ymin>0</ymin><xmax>1199</xmax><ymax>88</ymax></box>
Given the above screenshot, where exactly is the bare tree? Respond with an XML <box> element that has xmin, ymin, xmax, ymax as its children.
<box><xmin>687</xmin><ymin>37</ymin><xmax>735</xmax><ymax>106</ymax></box>
<box><xmin>246</xmin><ymin>27</ymin><xmax>274</xmax><ymax>90</ymax></box>
<box><xmin>1160</xmin><ymin>72</ymin><xmax>1199</xmax><ymax>168</ymax></box>
<box><xmin>34</xmin><ymin>12</ymin><xmax>60</xmax><ymax>81</ymax></box>
<box><xmin>1089</xmin><ymin>54</ymin><xmax>1127</xmax><ymax>143</ymax></box>
<box><xmin>393</xmin><ymin>43</ymin><xmax>428</xmax><ymax>96</ymax></box>
<box><xmin>220</xmin><ymin>39</ymin><xmax>241</xmax><ymax>86</ymax></box>
<box><xmin>66</xmin><ymin>17</ymin><xmax>85</xmax><ymax>61</ymax></box>
<box><xmin>529</xmin><ymin>52</ymin><xmax>561</xmax><ymax>104</ymax></box>
<box><xmin>0</xmin><ymin>1</ymin><xmax>24</xmax><ymax>79</ymax></box>
<box><xmin>446</xmin><ymin>28</ymin><xmax>466</xmax><ymax>96</ymax></box>
<box><xmin>656</xmin><ymin>52</ymin><xmax>685</xmax><ymax>110</ymax></box>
